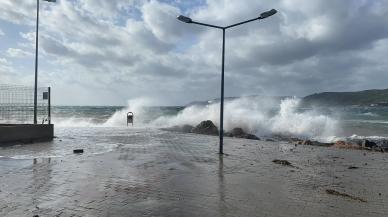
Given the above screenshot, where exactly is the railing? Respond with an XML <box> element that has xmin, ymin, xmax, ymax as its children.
<box><xmin>0</xmin><ymin>84</ymin><xmax>51</xmax><ymax>124</ymax></box>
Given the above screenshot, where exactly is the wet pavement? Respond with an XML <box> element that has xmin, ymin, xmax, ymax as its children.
<box><xmin>0</xmin><ymin>127</ymin><xmax>387</xmax><ymax>216</ymax></box>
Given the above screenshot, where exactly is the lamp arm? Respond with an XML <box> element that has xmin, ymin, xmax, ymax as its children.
<box><xmin>225</xmin><ymin>17</ymin><xmax>261</xmax><ymax>29</ymax></box>
<box><xmin>191</xmin><ymin>21</ymin><xmax>224</xmax><ymax>29</ymax></box>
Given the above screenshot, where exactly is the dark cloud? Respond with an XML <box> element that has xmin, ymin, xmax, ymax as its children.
<box><xmin>1</xmin><ymin>0</ymin><xmax>388</xmax><ymax>105</ymax></box>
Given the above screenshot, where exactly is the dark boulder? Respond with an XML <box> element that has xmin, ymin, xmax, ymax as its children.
<box><xmin>362</xmin><ymin>140</ymin><xmax>377</xmax><ymax>149</ymax></box>
<box><xmin>302</xmin><ymin>140</ymin><xmax>313</xmax><ymax>145</ymax></box>
<box><xmin>191</xmin><ymin>120</ymin><xmax>219</xmax><ymax>136</ymax></box>
<box><xmin>380</xmin><ymin>140</ymin><xmax>388</xmax><ymax>151</ymax></box>
<box><xmin>231</xmin><ymin>128</ymin><xmax>245</xmax><ymax>137</ymax></box>
<box><xmin>312</xmin><ymin>141</ymin><xmax>333</xmax><ymax>147</ymax></box>
<box><xmin>224</xmin><ymin>132</ymin><xmax>233</xmax><ymax>137</ymax></box>
<box><xmin>226</xmin><ymin>128</ymin><xmax>260</xmax><ymax>140</ymax></box>
<box><xmin>243</xmin><ymin>134</ymin><xmax>260</xmax><ymax>140</ymax></box>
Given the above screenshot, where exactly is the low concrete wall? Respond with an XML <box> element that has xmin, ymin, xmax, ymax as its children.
<box><xmin>0</xmin><ymin>124</ymin><xmax>54</xmax><ymax>144</ymax></box>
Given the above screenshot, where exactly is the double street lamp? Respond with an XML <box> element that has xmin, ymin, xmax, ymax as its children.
<box><xmin>34</xmin><ymin>0</ymin><xmax>56</xmax><ymax>124</ymax></box>
<box><xmin>177</xmin><ymin>9</ymin><xmax>277</xmax><ymax>154</ymax></box>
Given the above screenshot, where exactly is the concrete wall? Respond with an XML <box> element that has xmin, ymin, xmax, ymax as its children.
<box><xmin>0</xmin><ymin>124</ymin><xmax>54</xmax><ymax>144</ymax></box>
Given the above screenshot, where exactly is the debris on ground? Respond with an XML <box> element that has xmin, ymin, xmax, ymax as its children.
<box><xmin>325</xmin><ymin>189</ymin><xmax>367</xmax><ymax>203</ymax></box>
<box><xmin>348</xmin><ymin>166</ymin><xmax>359</xmax><ymax>169</ymax></box>
<box><xmin>73</xmin><ymin>149</ymin><xmax>84</xmax><ymax>154</ymax></box>
<box><xmin>272</xmin><ymin>159</ymin><xmax>295</xmax><ymax>167</ymax></box>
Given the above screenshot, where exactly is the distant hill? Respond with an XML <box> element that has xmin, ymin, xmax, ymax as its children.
<box><xmin>302</xmin><ymin>89</ymin><xmax>388</xmax><ymax>107</ymax></box>
<box><xmin>186</xmin><ymin>89</ymin><xmax>388</xmax><ymax>108</ymax></box>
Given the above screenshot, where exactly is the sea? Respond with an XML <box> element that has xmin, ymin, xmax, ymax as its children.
<box><xmin>50</xmin><ymin>97</ymin><xmax>388</xmax><ymax>140</ymax></box>
<box><xmin>1</xmin><ymin>97</ymin><xmax>388</xmax><ymax>160</ymax></box>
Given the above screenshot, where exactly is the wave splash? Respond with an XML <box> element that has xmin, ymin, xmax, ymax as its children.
<box><xmin>54</xmin><ymin>98</ymin><xmax>154</xmax><ymax>127</ymax></box>
<box><xmin>54</xmin><ymin>97</ymin><xmax>338</xmax><ymax>141</ymax></box>
<box><xmin>152</xmin><ymin>97</ymin><xmax>338</xmax><ymax>141</ymax></box>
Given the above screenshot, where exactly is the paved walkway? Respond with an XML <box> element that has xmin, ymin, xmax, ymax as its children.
<box><xmin>0</xmin><ymin>128</ymin><xmax>387</xmax><ymax>216</ymax></box>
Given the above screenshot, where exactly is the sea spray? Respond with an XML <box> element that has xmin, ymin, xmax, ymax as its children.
<box><xmin>270</xmin><ymin>98</ymin><xmax>337</xmax><ymax>141</ymax></box>
<box><xmin>151</xmin><ymin>97</ymin><xmax>338</xmax><ymax>141</ymax></box>
<box><xmin>53</xmin><ymin>98</ymin><xmax>155</xmax><ymax>127</ymax></box>
<box><xmin>103</xmin><ymin>98</ymin><xmax>154</xmax><ymax>127</ymax></box>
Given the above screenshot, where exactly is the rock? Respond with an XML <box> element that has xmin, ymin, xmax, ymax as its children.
<box><xmin>380</xmin><ymin>140</ymin><xmax>388</xmax><ymax>149</ymax></box>
<box><xmin>302</xmin><ymin>140</ymin><xmax>313</xmax><ymax>145</ymax></box>
<box><xmin>231</xmin><ymin>128</ymin><xmax>245</xmax><ymax>137</ymax></box>
<box><xmin>362</xmin><ymin>140</ymin><xmax>377</xmax><ymax>149</ymax></box>
<box><xmin>191</xmin><ymin>120</ymin><xmax>219</xmax><ymax>136</ymax></box>
<box><xmin>224</xmin><ymin>132</ymin><xmax>233</xmax><ymax>137</ymax></box>
<box><xmin>73</xmin><ymin>149</ymin><xmax>84</xmax><ymax>154</ymax></box>
<box><xmin>226</xmin><ymin>128</ymin><xmax>260</xmax><ymax>140</ymax></box>
<box><xmin>243</xmin><ymin>134</ymin><xmax>260</xmax><ymax>140</ymax></box>
<box><xmin>332</xmin><ymin>141</ymin><xmax>360</xmax><ymax>149</ymax></box>
<box><xmin>312</xmin><ymin>141</ymin><xmax>334</xmax><ymax>147</ymax></box>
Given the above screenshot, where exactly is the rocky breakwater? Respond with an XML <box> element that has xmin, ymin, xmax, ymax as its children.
<box><xmin>333</xmin><ymin>139</ymin><xmax>388</xmax><ymax>152</ymax></box>
<box><xmin>164</xmin><ymin>120</ymin><xmax>260</xmax><ymax>140</ymax></box>
<box><xmin>224</xmin><ymin>127</ymin><xmax>260</xmax><ymax>140</ymax></box>
<box><xmin>295</xmin><ymin>138</ymin><xmax>388</xmax><ymax>153</ymax></box>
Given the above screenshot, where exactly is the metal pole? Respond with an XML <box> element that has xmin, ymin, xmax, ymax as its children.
<box><xmin>219</xmin><ymin>29</ymin><xmax>225</xmax><ymax>155</ymax></box>
<box><xmin>48</xmin><ymin>87</ymin><xmax>51</xmax><ymax>124</ymax></box>
<box><xmin>34</xmin><ymin>0</ymin><xmax>40</xmax><ymax>124</ymax></box>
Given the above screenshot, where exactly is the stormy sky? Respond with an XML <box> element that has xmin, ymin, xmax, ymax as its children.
<box><xmin>1</xmin><ymin>0</ymin><xmax>388</xmax><ymax>106</ymax></box>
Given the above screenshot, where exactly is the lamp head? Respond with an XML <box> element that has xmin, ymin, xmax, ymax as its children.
<box><xmin>259</xmin><ymin>9</ymin><xmax>277</xmax><ymax>19</ymax></box>
<box><xmin>177</xmin><ymin>15</ymin><xmax>192</xmax><ymax>23</ymax></box>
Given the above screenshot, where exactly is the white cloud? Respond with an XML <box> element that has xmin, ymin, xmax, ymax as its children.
<box><xmin>0</xmin><ymin>28</ymin><xmax>4</xmax><ymax>36</ymax></box>
<box><xmin>7</xmin><ymin>48</ymin><xmax>33</xmax><ymax>58</ymax></box>
<box><xmin>0</xmin><ymin>0</ymin><xmax>36</xmax><ymax>24</ymax></box>
<box><xmin>0</xmin><ymin>58</ymin><xmax>9</xmax><ymax>65</ymax></box>
<box><xmin>142</xmin><ymin>0</ymin><xmax>185</xmax><ymax>43</ymax></box>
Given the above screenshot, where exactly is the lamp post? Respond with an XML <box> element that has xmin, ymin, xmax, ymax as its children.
<box><xmin>34</xmin><ymin>0</ymin><xmax>56</xmax><ymax>124</ymax></box>
<box><xmin>177</xmin><ymin>9</ymin><xmax>277</xmax><ymax>154</ymax></box>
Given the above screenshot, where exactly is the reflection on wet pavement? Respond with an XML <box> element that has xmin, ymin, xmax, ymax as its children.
<box><xmin>0</xmin><ymin>127</ymin><xmax>387</xmax><ymax>216</ymax></box>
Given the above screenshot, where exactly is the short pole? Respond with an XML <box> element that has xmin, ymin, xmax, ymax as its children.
<box><xmin>48</xmin><ymin>87</ymin><xmax>51</xmax><ymax>124</ymax></box>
